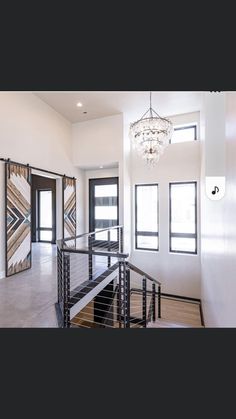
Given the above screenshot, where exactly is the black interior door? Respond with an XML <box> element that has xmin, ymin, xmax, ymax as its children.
<box><xmin>89</xmin><ymin>177</ymin><xmax>119</xmax><ymax>246</ymax></box>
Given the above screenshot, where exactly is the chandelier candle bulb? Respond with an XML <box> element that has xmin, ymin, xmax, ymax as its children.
<box><xmin>129</xmin><ymin>92</ymin><xmax>173</xmax><ymax>167</ymax></box>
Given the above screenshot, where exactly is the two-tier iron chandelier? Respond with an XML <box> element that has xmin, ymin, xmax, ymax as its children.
<box><xmin>129</xmin><ymin>92</ymin><xmax>173</xmax><ymax>166</ymax></box>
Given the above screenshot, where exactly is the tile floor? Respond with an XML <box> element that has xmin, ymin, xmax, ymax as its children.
<box><xmin>0</xmin><ymin>243</ymin><xmax>58</xmax><ymax>327</ymax></box>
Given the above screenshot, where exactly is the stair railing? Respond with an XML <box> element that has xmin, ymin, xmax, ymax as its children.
<box><xmin>56</xmin><ymin>226</ymin><xmax>162</xmax><ymax>328</ymax></box>
<box><xmin>57</xmin><ymin>226</ymin><xmax>129</xmax><ymax>327</ymax></box>
<box><xmin>125</xmin><ymin>261</ymin><xmax>162</xmax><ymax>328</ymax></box>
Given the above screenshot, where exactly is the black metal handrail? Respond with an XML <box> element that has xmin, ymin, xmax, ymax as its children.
<box><xmin>58</xmin><ymin>247</ymin><xmax>128</xmax><ymax>258</ymax></box>
<box><xmin>59</xmin><ymin>224</ymin><xmax>124</xmax><ymax>244</ymax></box>
<box><xmin>127</xmin><ymin>261</ymin><xmax>161</xmax><ymax>286</ymax></box>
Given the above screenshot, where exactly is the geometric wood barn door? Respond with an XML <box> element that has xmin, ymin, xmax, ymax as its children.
<box><xmin>5</xmin><ymin>162</ymin><xmax>32</xmax><ymax>277</ymax></box>
<box><xmin>62</xmin><ymin>177</ymin><xmax>76</xmax><ymax>240</ymax></box>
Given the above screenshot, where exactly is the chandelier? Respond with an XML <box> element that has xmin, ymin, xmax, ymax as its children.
<box><xmin>129</xmin><ymin>92</ymin><xmax>173</xmax><ymax>166</ymax></box>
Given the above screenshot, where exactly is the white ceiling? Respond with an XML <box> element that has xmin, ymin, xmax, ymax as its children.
<box><xmin>34</xmin><ymin>91</ymin><xmax>204</xmax><ymax>124</ymax></box>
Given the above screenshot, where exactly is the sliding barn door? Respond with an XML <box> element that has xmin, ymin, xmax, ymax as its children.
<box><xmin>63</xmin><ymin>177</ymin><xmax>76</xmax><ymax>240</ymax></box>
<box><xmin>5</xmin><ymin>163</ymin><xmax>31</xmax><ymax>276</ymax></box>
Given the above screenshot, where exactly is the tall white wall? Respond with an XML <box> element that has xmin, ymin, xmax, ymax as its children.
<box><xmin>72</xmin><ymin>110</ymin><xmax>201</xmax><ymax>297</ymax></box>
<box><xmin>131</xmin><ymin>112</ymin><xmax>201</xmax><ymax>298</ymax></box>
<box><xmin>201</xmin><ymin>92</ymin><xmax>236</xmax><ymax>326</ymax></box>
<box><xmin>72</xmin><ymin>114</ymin><xmax>123</xmax><ymax>168</ymax></box>
<box><xmin>121</xmin><ymin>117</ymin><xmax>132</xmax><ymax>254</ymax></box>
<box><xmin>72</xmin><ymin>114</ymin><xmax>126</xmax><ymax>246</ymax></box>
<box><xmin>72</xmin><ymin>113</ymin><xmax>132</xmax><ymax>254</ymax></box>
<box><xmin>0</xmin><ymin>92</ymin><xmax>84</xmax><ymax>278</ymax></box>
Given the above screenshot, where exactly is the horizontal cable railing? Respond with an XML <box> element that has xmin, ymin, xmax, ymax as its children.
<box><xmin>127</xmin><ymin>262</ymin><xmax>161</xmax><ymax>286</ymax></box>
<box><xmin>57</xmin><ymin>225</ymin><xmax>161</xmax><ymax>328</ymax></box>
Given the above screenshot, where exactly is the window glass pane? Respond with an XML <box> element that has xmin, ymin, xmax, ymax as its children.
<box><xmin>95</xmin><ymin>184</ymin><xmax>117</xmax><ymax>197</ymax></box>
<box><xmin>137</xmin><ymin>235</ymin><xmax>158</xmax><ymax>250</ymax></box>
<box><xmin>136</xmin><ymin>185</ymin><xmax>158</xmax><ymax>233</ymax></box>
<box><xmin>171</xmin><ymin>237</ymin><xmax>196</xmax><ymax>253</ymax></box>
<box><xmin>170</xmin><ymin>184</ymin><xmax>196</xmax><ymax>234</ymax></box>
<box><xmin>39</xmin><ymin>190</ymin><xmax>52</xmax><ymax>228</ymax></box>
<box><xmin>95</xmin><ymin>206</ymin><xmax>117</xmax><ymax>220</ymax></box>
<box><xmin>95</xmin><ymin>230</ymin><xmax>108</xmax><ymax>241</ymax></box>
<box><xmin>171</xmin><ymin>126</ymin><xmax>196</xmax><ymax>144</ymax></box>
<box><xmin>110</xmin><ymin>229</ymin><xmax>118</xmax><ymax>242</ymax></box>
<box><xmin>94</xmin><ymin>229</ymin><xmax>118</xmax><ymax>242</ymax></box>
<box><xmin>40</xmin><ymin>230</ymin><xmax>52</xmax><ymax>241</ymax></box>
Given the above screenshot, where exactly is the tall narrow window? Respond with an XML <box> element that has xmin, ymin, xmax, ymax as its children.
<box><xmin>170</xmin><ymin>124</ymin><xmax>197</xmax><ymax>144</ymax></box>
<box><xmin>135</xmin><ymin>184</ymin><xmax>159</xmax><ymax>251</ymax></box>
<box><xmin>169</xmin><ymin>182</ymin><xmax>197</xmax><ymax>254</ymax></box>
<box><xmin>38</xmin><ymin>190</ymin><xmax>53</xmax><ymax>242</ymax></box>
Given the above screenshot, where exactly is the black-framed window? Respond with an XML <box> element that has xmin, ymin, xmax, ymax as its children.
<box><xmin>38</xmin><ymin>189</ymin><xmax>55</xmax><ymax>243</ymax></box>
<box><xmin>135</xmin><ymin>184</ymin><xmax>159</xmax><ymax>251</ymax></box>
<box><xmin>170</xmin><ymin>124</ymin><xmax>197</xmax><ymax>144</ymax></box>
<box><xmin>89</xmin><ymin>177</ymin><xmax>119</xmax><ymax>244</ymax></box>
<box><xmin>169</xmin><ymin>182</ymin><xmax>197</xmax><ymax>254</ymax></box>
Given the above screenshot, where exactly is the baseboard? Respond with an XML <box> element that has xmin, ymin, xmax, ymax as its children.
<box><xmin>131</xmin><ymin>288</ymin><xmax>200</xmax><ymax>304</ymax></box>
<box><xmin>161</xmin><ymin>292</ymin><xmax>201</xmax><ymax>303</ymax></box>
<box><xmin>199</xmin><ymin>302</ymin><xmax>205</xmax><ymax>327</ymax></box>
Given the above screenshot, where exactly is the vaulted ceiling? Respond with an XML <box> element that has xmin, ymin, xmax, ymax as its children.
<box><xmin>34</xmin><ymin>91</ymin><xmax>204</xmax><ymax>123</ymax></box>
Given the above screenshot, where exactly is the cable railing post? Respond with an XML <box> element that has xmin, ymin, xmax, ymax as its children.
<box><xmin>143</xmin><ymin>278</ymin><xmax>147</xmax><ymax>328</ymax></box>
<box><xmin>158</xmin><ymin>285</ymin><xmax>161</xmax><ymax>319</ymax></box>
<box><xmin>63</xmin><ymin>253</ymin><xmax>70</xmax><ymax>328</ymax></box>
<box><xmin>57</xmin><ymin>246</ymin><xmax>62</xmax><ymax>306</ymax></box>
<box><xmin>107</xmin><ymin>230</ymin><xmax>111</xmax><ymax>268</ymax></box>
<box><xmin>152</xmin><ymin>283</ymin><xmax>156</xmax><ymax>322</ymax></box>
<box><xmin>118</xmin><ymin>259</ymin><xmax>128</xmax><ymax>328</ymax></box>
<box><xmin>124</xmin><ymin>265</ymin><xmax>130</xmax><ymax>328</ymax></box>
<box><xmin>119</xmin><ymin>226</ymin><xmax>123</xmax><ymax>253</ymax></box>
<box><xmin>88</xmin><ymin>235</ymin><xmax>93</xmax><ymax>280</ymax></box>
<box><xmin>118</xmin><ymin>260</ymin><xmax>122</xmax><ymax>327</ymax></box>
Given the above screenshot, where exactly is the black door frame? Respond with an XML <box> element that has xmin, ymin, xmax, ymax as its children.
<box><xmin>89</xmin><ymin>177</ymin><xmax>119</xmax><ymax>247</ymax></box>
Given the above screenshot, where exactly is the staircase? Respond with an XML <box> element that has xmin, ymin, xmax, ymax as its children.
<box><xmin>56</xmin><ymin>225</ymin><xmax>203</xmax><ymax>329</ymax></box>
<box><xmin>70</xmin><ymin>291</ymin><xmax>203</xmax><ymax>328</ymax></box>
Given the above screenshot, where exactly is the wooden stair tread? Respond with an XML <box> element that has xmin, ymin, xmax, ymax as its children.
<box><xmin>147</xmin><ymin>319</ymin><xmax>203</xmax><ymax>328</ymax></box>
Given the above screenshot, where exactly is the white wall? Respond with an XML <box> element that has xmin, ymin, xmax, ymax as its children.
<box><xmin>201</xmin><ymin>92</ymin><xmax>236</xmax><ymax>326</ymax></box>
<box><xmin>0</xmin><ymin>92</ymin><xmax>84</xmax><ymax>278</ymax></box>
<box><xmin>121</xmin><ymin>117</ymin><xmax>132</xmax><ymax>254</ymax></box>
<box><xmin>130</xmin><ymin>112</ymin><xmax>201</xmax><ymax>298</ymax></box>
<box><xmin>71</xmin><ymin>110</ymin><xmax>201</xmax><ymax>297</ymax></box>
<box><xmin>72</xmin><ymin>113</ymin><xmax>126</xmax><ymax>245</ymax></box>
<box><xmin>72</xmin><ymin>114</ymin><xmax>123</xmax><ymax>169</ymax></box>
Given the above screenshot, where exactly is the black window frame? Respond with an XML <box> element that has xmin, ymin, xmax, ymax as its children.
<box><xmin>170</xmin><ymin>124</ymin><xmax>197</xmax><ymax>144</ymax></box>
<box><xmin>135</xmin><ymin>183</ymin><xmax>159</xmax><ymax>252</ymax></box>
<box><xmin>89</xmin><ymin>177</ymin><xmax>119</xmax><ymax>247</ymax></box>
<box><xmin>169</xmin><ymin>181</ymin><xmax>197</xmax><ymax>255</ymax></box>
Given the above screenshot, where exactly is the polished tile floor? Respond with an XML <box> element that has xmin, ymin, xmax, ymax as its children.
<box><xmin>0</xmin><ymin>243</ymin><xmax>58</xmax><ymax>327</ymax></box>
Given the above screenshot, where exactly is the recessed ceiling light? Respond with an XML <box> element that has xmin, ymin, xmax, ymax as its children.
<box><xmin>76</xmin><ymin>102</ymin><xmax>83</xmax><ymax>107</ymax></box>
<box><xmin>99</xmin><ymin>165</ymin><xmax>103</xmax><ymax>169</ymax></box>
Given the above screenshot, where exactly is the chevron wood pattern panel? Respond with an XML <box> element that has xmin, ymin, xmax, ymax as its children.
<box><xmin>63</xmin><ymin>177</ymin><xmax>76</xmax><ymax>241</ymax></box>
<box><xmin>6</xmin><ymin>163</ymin><xmax>31</xmax><ymax>276</ymax></box>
